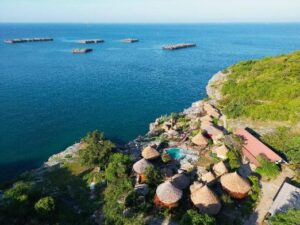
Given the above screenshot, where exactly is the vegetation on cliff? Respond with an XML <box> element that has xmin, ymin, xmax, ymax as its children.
<box><xmin>220</xmin><ymin>50</ymin><xmax>300</xmax><ymax>122</ymax></box>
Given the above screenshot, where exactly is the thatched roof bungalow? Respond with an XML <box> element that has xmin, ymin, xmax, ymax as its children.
<box><xmin>154</xmin><ymin>181</ymin><xmax>183</xmax><ymax>208</ymax></box>
<box><xmin>220</xmin><ymin>172</ymin><xmax>251</xmax><ymax>199</ymax></box>
<box><xmin>191</xmin><ymin>185</ymin><xmax>222</xmax><ymax>215</ymax></box>
<box><xmin>133</xmin><ymin>158</ymin><xmax>152</xmax><ymax>182</ymax></box>
<box><xmin>212</xmin><ymin>145</ymin><xmax>229</xmax><ymax>159</ymax></box>
<box><xmin>201</xmin><ymin>171</ymin><xmax>216</xmax><ymax>184</ymax></box>
<box><xmin>191</xmin><ymin>132</ymin><xmax>208</xmax><ymax>149</ymax></box>
<box><xmin>213</xmin><ymin>161</ymin><xmax>228</xmax><ymax>177</ymax></box>
<box><xmin>203</xmin><ymin>103</ymin><xmax>221</xmax><ymax>118</ymax></box>
<box><xmin>142</xmin><ymin>146</ymin><xmax>160</xmax><ymax>160</ymax></box>
<box><xmin>203</xmin><ymin>125</ymin><xmax>224</xmax><ymax>144</ymax></box>
<box><xmin>171</xmin><ymin>173</ymin><xmax>190</xmax><ymax>190</ymax></box>
<box><xmin>190</xmin><ymin>181</ymin><xmax>204</xmax><ymax>193</ymax></box>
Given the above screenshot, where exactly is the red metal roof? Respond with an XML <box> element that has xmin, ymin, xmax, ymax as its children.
<box><xmin>236</xmin><ymin>129</ymin><xmax>283</xmax><ymax>166</ymax></box>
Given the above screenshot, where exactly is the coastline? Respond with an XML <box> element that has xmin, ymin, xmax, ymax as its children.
<box><xmin>40</xmin><ymin>71</ymin><xmax>225</xmax><ymax>172</ymax></box>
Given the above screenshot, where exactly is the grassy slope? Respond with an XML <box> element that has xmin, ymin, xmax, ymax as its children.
<box><xmin>220</xmin><ymin>50</ymin><xmax>300</xmax><ymax>122</ymax></box>
<box><xmin>219</xmin><ymin>50</ymin><xmax>300</xmax><ymax>180</ymax></box>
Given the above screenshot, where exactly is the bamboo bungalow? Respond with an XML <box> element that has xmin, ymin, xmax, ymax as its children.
<box><xmin>171</xmin><ymin>173</ymin><xmax>190</xmax><ymax>190</ymax></box>
<box><xmin>236</xmin><ymin>129</ymin><xmax>284</xmax><ymax>166</ymax></box>
<box><xmin>201</xmin><ymin>171</ymin><xmax>216</xmax><ymax>185</ymax></box>
<box><xmin>212</xmin><ymin>145</ymin><xmax>229</xmax><ymax>160</ymax></box>
<box><xmin>191</xmin><ymin>185</ymin><xmax>222</xmax><ymax>215</ymax></box>
<box><xmin>142</xmin><ymin>146</ymin><xmax>160</xmax><ymax>160</ymax></box>
<box><xmin>213</xmin><ymin>161</ymin><xmax>228</xmax><ymax>177</ymax></box>
<box><xmin>133</xmin><ymin>158</ymin><xmax>152</xmax><ymax>182</ymax></box>
<box><xmin>154</xmin><ymin>181</ymin><xmax>183</xmax><ymax>208</ymax></box>
<box><xmin>191</xmin><ymin>132</ymin><xmax>208</xmax><ymax>149</ymax></box>
<box><xmin>220</xmin><ymin>172</ymin><xmax>251</xmax><ymax>199</ymax></box>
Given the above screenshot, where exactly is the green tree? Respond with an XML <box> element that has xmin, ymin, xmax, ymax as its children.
<box><xmin>144</xmin><ymin>165</ymin><xmax>162</xmax><ymax>186</ymax></box>
<box><xmin>34</xmin><ymin>196</ymin><xmax>55</xmax><ymax>217</ymax></box>
<box><xmin>270</xmin><ymin>208</ymin><xmax>300</xmax><ymax>225</ymax></box>
<box><xmin>227</xmin><ymin>150</ymin><xmax>240</xmax><ymax>171</ymax></box>
<box><xmin>256</xmin><ymin>156</ymin><xmax>280</xmax><ymax>180</ymax></box>
<box><xmin>180</xmin><ymin>209</ymin><xmax>216</xmax><ymax>225</ymax></box>
<box><xmin>105</xmin><ymin>153</ymin><xmax>132</xmax><ymax>183</ymax></box>
<box><xmin>79</xmin><ymin>130</ymin><xmax>115</xmax><ymax>167</ymax></box>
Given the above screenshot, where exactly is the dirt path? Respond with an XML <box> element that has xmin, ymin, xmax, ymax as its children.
<box><xmin>243</xmin><ymin>167</ymin><xmax>294</xmax><ymax>225</ymax></box>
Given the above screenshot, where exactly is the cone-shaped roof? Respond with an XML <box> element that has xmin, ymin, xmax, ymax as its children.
<box><xmin>213</xmin><ymin>161</ymin><xmax>228</xmax><ymax>177</ymax></box>
<box><xmin>156</xmin><ymin>181</ymin><xmax>183</xmax><ymax>204</ymax></box>
<box><xmin>191</xmin><ymin>185</ymin><xmax>221</xmax><ymax>215</ymax></box>
<box><xmin>142</xmin><ymin>146</ymin><xmax>160</xmax><ymax>160</ymax></box>
<box><xmin>133</xmin><ymin>158</ymin><xmax>152</xmax><ymax>174</ymax></box>
<box><xmin>220</xmin><ymin>172</ymin><xmax>251</xmax><ymax>195</ymax></box>
<box><xmin>192</xmin><ymin>132</ymin><xmax>208</xmax><ymax>147</ymax></box>
<box><xmin>201</xmin><ymin>171</ymin><xmax>216</xmax><ymax>184</ymax></box>
<box><xmin>171</xmin><ymin>173</ymin><xmax>190</xmax><ymax>190</ymax></box>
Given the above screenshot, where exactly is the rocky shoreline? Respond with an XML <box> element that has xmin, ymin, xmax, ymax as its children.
<box><xmin>41</xmin><ymin>71</ymin><xmax>227</xmax><ymax>171</ymax></box>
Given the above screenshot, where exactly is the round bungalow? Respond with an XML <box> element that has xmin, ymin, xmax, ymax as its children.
<box><xmin>154</xmin><ymin>181</ymin><xmax>183</xmax><ymax>208</ymax></box>
<box><xmin>220</xmin><ymin>172</ymin><xmax>251</xmax><ymax>199</ymax></box>
<box><xmin>213</xmin><ymin>161</ymin><xmax>228</xmax><ymax>177</ymax></box>
<box><xmin>133</xmin><ymin>158</ymin><xmax>152</xmax><ymax>182</ymax></box>
<box><xmin>191</xmin><ymin>185</ymin><xmax>222</xmax><ymax>215</ymax></box>
<box><xmin>171</xmin><ymin>173</ymin><xmax>190</xmax><ymax>190</ymax></box>
<box><xmin>191</xmin><ymin>132</ymin><xmax>208</xmax><ymax>149</ymax></box>
<box><xmin>142</xmin><ymin>146</ymin><xmax>160</xmax><ymax>160</ymax></box>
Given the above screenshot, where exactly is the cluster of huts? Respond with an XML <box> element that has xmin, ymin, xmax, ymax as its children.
<box><xmin>132</xmin><ymin>144</ymin><xmax>252</xmax><ymax>215</ymax></box>
<box><xmin>131</xmin><ymin>101</ymin><xmax>256</xmax><ymax>215</ymax></box>
<box><xmin>130</xmin><ymin>99</ymin><xmax>291</xmax><ymax>219</ymax></box>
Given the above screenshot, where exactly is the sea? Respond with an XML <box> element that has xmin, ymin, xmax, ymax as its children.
<box><xmin>0</xmin><ymin>23</ymin><xmax>300</xmax><ymax>181</ymax></box>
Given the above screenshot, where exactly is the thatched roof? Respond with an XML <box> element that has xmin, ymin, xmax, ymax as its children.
<box><xmin>220</xmin><ymin>172</ymin><xmax>251</xmax><ymax>195</ymax></box>
<box><xmin>192</xmin><ymin>132</ymin><xmax>208</xmax><ymax>148</ymax></box>
<box><xmin>212</xmin><ymin>145</ymin><xmax>229</xmax><ymax>159</ymax></box>
<box><xmin>171</xmin><ymin>173</ymin><xmax>190</xmax><ymax>190</ymax></box>
<box><xmin>190</xmin><ymin>181</ymin><xmax>204</xmax><ymax>193</ymax></box>
<box><xmin>133</xmin><ymin>158</ymin><xmax>152</xmax><ymax>174</ymax></box>
<box><xmin>156</xmin><ymin>181</ymin><xmax>183</xmax><ymax>204</ymax></box>
<box><xmin>213</xmin><ymin>161</ymin><xmax>228</xmax><ymax>177</ymax></box>
<box><xmin>142</xmin><ymin>146</ymin><xmax>160</xmax><ymax>160</ymax></box>
<box><xmin>203</xmin><ymin>103</ymin><xmax>220</xmax><ymax>118</ymax></box>
<box><xmin>191</xmin><ymin>185</ymin><xmax>221</xmax><ymax>215</ymax></box>
<box><xmin>201</xmin><ymin>171</ymin><xmax>216</xmax><ymax>184</ymax></box>
<box><xmin>200</xmin><ymin>121</ymin><xmax>213</xmax><ymax>130</ymax></box>
<box><xmin>203</xmin><ymin>126</ymin><xmax>224</xmax><ymax>139</ymax></box>
<box><xmin>200</xmin><ymin>115</ymin><xmax>213</xmax><ymax>123</ymax></box>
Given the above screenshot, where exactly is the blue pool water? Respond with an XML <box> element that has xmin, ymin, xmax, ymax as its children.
<box><xmin>166</xmin><ymin>148</ymin><xmax>184</xmax><ymax>160</ymax></box>
<box><xmin>0</xmin><ymin>23</ymin><xmax>300</xmax><ymax>181</ymax></box>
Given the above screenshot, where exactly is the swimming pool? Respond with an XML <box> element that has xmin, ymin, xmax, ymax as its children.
<box><xmin>166</xmin><ymin>148</ymin><xmax>184</xmax><ymax>160</ymax></box>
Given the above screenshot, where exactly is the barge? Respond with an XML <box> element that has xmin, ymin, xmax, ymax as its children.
<box><xmin>72</xmin><ymin>48</ymin><xmax>93</xmax><ymax>54</ymax></box>
<box><xmin>4</xmin><ymin>38</ymin><xmax>53</xmax><ymax>44</ymax></box>
<box><xmin>162</xmin><ymin>43</ymin><xmax>196</xmax><ymax>50</ymax></box>
<box><xmin>122</xmin><ymin>38</ymin><xmax>139</xmax><ymax>43</ymax></box>
<box><xmin>79</xmin><ymin>39</ymin><xmax>104</xmax><ymax>44</ymax></box>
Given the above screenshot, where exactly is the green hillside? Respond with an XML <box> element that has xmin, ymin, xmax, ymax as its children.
<box><xmin>220</xmin><ymin>50</ymin><xmax>300</xmax><ymax>122</ymax></box>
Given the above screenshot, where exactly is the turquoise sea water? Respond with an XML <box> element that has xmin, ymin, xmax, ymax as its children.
<box><xmin>0</xmin><ymin>23</ymin><xmax>300</xmax><ymax>181</ymax></box>
<box><xmin>166</xmin><ymin>148</ymin><xmax>184</xmax><ymax>160</ymax></box>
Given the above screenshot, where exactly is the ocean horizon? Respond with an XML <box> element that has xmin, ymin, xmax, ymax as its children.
<box><xmin>1</xmin><ymin>23</ymin><xmax>300</xmax><ymax>181</ymax></box>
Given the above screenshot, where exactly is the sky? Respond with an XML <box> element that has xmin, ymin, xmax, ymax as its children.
<box><xmin>1</xmin><ymin>0</ymin><xmax>300</xmax><ymax>23</ymax></box>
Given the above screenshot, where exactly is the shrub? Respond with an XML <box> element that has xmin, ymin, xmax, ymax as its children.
<box><xmin>34</xmin><ymin>196</ymin><xmax>55</xmax><ymax>217</ymax></box>
<box><xmin>144</xmin><ymin>165</ymin><xmax>162</xmax><ymax>186</ymax></box>
<box><xmin>79</xmin><ymin>130</ymin><xmax>115</xmax><ymax>168</ymax></box>
<box><xmin>180</xmin><ymin>209</ymin><xmax>216</xmax><ymax>225</ymax></box>
<box><xmin>227</xmin><ymin>150</ymin><xmax>240</xmax><ymax>170</ymax></box>
<box><xmin>270</xmin><ymin>208</ymin><xmax>300</xmax><ymax>225</ymax></box>
<box><xmin>256</xmin><ymin>156</ymin><xmax>280</xmax><ymax>180</ymax></box>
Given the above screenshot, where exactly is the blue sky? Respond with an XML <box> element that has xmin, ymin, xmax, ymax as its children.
<box><xmin>1</xmin><ymin>0</ymin><xmax>300</xmax><ymax>23</ymax></box>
